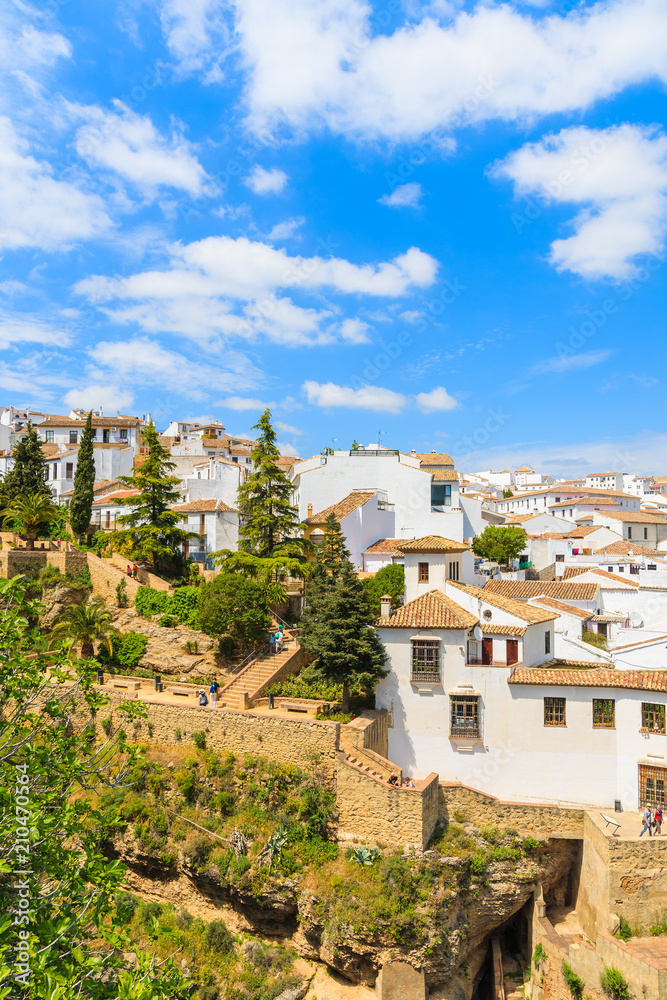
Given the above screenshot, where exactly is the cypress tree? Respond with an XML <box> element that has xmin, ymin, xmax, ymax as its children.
<box><xmin>299</xmin><ymin>560</ymin><xmax>388</xmax><ymax>712</ymax></box>
<box><xmin>69</xmin><ymin>411</ymin><xmax>96</xmax><ymax>542</ymax></box>
<box><xmin>113</xmin><ymin>423</ymin><xmax>190</xmax><ymax>572</ymax></box>
<box><xmin>236</xmin><ymin>409</ymin><xmax>302</xmax><ymax>556</ymax></box>
<box><xmin>2</xmin><ymin>421</ymin><xmax>50</xmax><ymax>501</ymax></box>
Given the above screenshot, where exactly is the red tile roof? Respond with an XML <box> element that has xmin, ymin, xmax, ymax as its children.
<box><xmin>379</xmin><ymin>590</ymin><xmax>479</xmax><ymax>629</ymax></box>
<box><xmin>173</xmin><ymin>499</ymin><xmax>237</xmax><ymax>513</ymax></box>
<box><xmin>447</xmin><ymin>580</ymin><xmax>560</xmax><ymax>624</ymax></box>
<box><xmin>484</xmin><ymin>580</ymin><xmax>599</xmax><ymax>601</ymax></box>
<box><xmin>91</xmin><ymin>490</ymin><xmax>141</xmax><ymax>504</ymax></box>
<box><xmin>364</xmin><ymin>538</ymin><xmax>405</xmax><ymax>554</ymax></box>
<box><xmin>397</xmin><ymin>535</ymin><xmax>470</xmax><ymax>553</ymax></box>
<box><xmin>509</xmin><ymin>668</ymin><xmax>667</xmax><ymax>692</ymax></box>
<box><xmin>306</xmin><ymin>490</ymin><xmax>377</xmax><ymax>524</ymax></box>
<box><xmin>531</xmin><ymin>597</ymin><xmax>593</xmax><ymax>620</ymax></box>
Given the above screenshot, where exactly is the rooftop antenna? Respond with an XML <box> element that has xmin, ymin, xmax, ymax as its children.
<box><xmin>378</xmin><ymin>430</ymin><xmax>386</xmax><ymax>447</ymax></box>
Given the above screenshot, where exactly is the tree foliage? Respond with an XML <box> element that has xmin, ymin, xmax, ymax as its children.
<box><xmin>362</xmin><ymin>563</ymin><xmax>405</xmax><ymax>614</ymax></box>
<box><xmin>1</xmin><ymin>421</ymin><xmax>50</xmax><ymax>504</ymax></box>
<box><xmin>471</xmin><ymin>525</ymin><xmax>527</xmax><ymax>565</ymax></box>
<box><xmin>113</xmin><ymin>423</ymin><xmax>190</xmax><ymax>572</ymax></box>
<box><xmin>300</xmin><ymin>561</ymin><xmax>388</xmax><ymax>711</ymax></box>
<box><xmin>0</xmin><ymin>493</ymin><xmax>59</xmax><ymax>550</ymax></box>
<box><xmin>198</xmin><ymin>574</ymin><xmax>271</xmax><ymax>647</ymax></box>
<box><xmin>69</xmin><ymin>411</ymin><xmax>96</xmax><ymax>542</ymax></box>
<box><xmin>49</xmin><ymin>595</ymin><xmax>120</xmax><ymax>659</ymax></box>
<box><xmin>0</xmin><ymin>576</ymin><xmax>189</xmax><ymax>999</ymax></box>
<box><xmin>236</xmin><ymin>409</ymin><xmax>303</xmax><ymax>557</ymax></box>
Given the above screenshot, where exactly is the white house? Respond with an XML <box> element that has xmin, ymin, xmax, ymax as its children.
<box><xmin>48</xmin><ymin>444</ymin><xmax>135</xmax><ymax>499</ymax></box>
<box><xmin>585</xmin><ymin>472</ymin><xmax>624</xmax><ymax>492</ymax></box>
<box><xmin>292</xmin><ymin>448</ymin><xmax>464</xmax><ymax>542</ymax></box>
<box><xmin>375</xmin><ymin>547</ymin><xmax>667</xmax><ymax>810</ymax></box>
<box><xmin>304</xmin><ymin>490</ymin><xmax>396</xmax><ymax>570</ymax></box>
<box><xmin>592</xmin><ymin>509</ymin><xmax>667</xmax><ymax>545</ymax></box>
<box><xmin>488</xmin><ymin>487</ymin><xmax>641</xmax><ymax>517</ymax></box>
<box><xmin>172</xmin><ymin>498</ymin><xmax>239</xmax><ymax>566</ymax></box>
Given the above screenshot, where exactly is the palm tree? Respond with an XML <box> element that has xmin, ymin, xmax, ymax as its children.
<box><xmin>0</xmin><ymin>493</ymin><xmax>59</xmax><ymax>550</ymax></box>
<box><xmin>49</xmin><ymin>597</ymin><xmax>120</xmax><ymax>660</ymax></box>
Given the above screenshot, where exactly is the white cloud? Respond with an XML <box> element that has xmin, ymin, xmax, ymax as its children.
<box><xmin>87</xmin><ymin>337</ymin><xmax>261</xmax><ymax>402</ymax></box>
<box><xmin>275</xmin><ymin>420</ymin><xmax>303</xmax><ymax>435</ymax></box>
<box><xmin>160</xmin><ymin>0</ymin><xmax>228</xmax><ymax>79</ymax></box>
<box><xmin>246</xmin><ymin>165</ymin><xmax>288</xmax><ymax>195</ymax></box>
<box><xmin>531</xmin><ymin>349</ymin><xmax>613</xmax><ymax>374</ymax></box>
<box><xmin>268</xmin><ymin>216</ymin><xmax>305</xmax><ymax>241</ymax></box>
<box><xmin>75</xmin><ymin>236</ymin><xmax>437</xmax><ymax>347</ymax></box>
<box><xmin>303</xmin><ymin>380</ymin><xmax>406</xmax><ymax>412</ymax></box>
<box><xmin>415</xmin><ymin>386</ymin><xmax>459</xmax><ymax>412</ymax></box>
<box><xmin>227</xmin><ymin>0</ymin><xmax>667</xmax><ymax>141</ymax></box>
<box><xmin>218</xmin><ymin>395</ymin><xmax>271</xmax><ymax>410</ymax></box>
<box><xmin>378</xmin><ymin>183</ymin><xmax>423</xmax><ymax>208</ymax></box>
<box><xmin>494</xmin><ymin>125</ymin><xmax>667</xmax><ymax>280</ymax></box>
<box><xmin>276</xmin><ymin>440</ymin><xmax>301</xmax><ymax>457</ymax></box>
<box><xmin>63</xmin><ymin>385</ymin><xmax>135</xmax><ymax>412</ymax></box>
<box><xmin>0</xmin><ymin>116</ymin><xmax>111</xmax><ymax>251</ymax></box>
<box><xmin>71</xmin><ymin>100</ymin><xmax>211</xmax><ymax>197</ymax></box>
<box><xmin>0</xmin><ymin>312</ymin><xmax>72</xmax><ymax>349</ymax></box>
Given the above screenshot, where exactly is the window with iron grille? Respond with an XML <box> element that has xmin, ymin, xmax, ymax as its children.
<box><xmin>448</xmin><ymin>560</ymin><xmax>460</xmax><ymax>581</ymax></box>
<box><xmin>544</xmin><ymin>697</ymin><xmax>566</xmax><ymax>726</ymax></box>
<box><xmin>69</xmin><ymin>430</ymin><xmax>78</xmax><ymax>444</ymax></box>
<box><xmin>642</xmin><ymin>702</ymin><xmax>666</xmax><ymax>734</ymax></box>
<box><xmin>593</xmin><ymin>699</ymin><xmax>615</xmax><ymax>728</ymax></box>
<box><xmin>544</xmin><ymin>630</ymin><xmax>551</xmax><ymax>654</ymax></box>
<box><xmin>411</xmin><ymin>640</ymin><xmax>440</xmax><ymax>682</ymax></box>
<box><xmin>418</xmin><ymin>562</ymin><xmax>429</xmax><ymax>583</ymax></box>
<box><xmin>450</xmin><ymin>695</ymin><xmax>480</xmax><ymax>737</ymax></box>
<box><xmin>639</xmin><ymin>764</ymin><xmax>667</xmax><ymax>808</ymax></box>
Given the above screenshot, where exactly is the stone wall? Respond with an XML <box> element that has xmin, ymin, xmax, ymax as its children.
<box><xmin>573</xmin><ymin>813</ymin><xmax>610</xmax><ymax>939</ymax></box>
<box><xmin>91</xmin><ymin>688</ymin><xmax>341</xmax><ymax>782</ymax></box>
<box><xmin>336</xmin><ymin>758</ymin><xmax>440</xmax><ymax>850</ymax></box>
<box><xmin>107</xmin><ymin>552</ymin><xmax>173</xmax><ymax>592</ymax></box>
<box><xmin>439</xmin><ymin>783</ymin><xmax>585</xmax><ymax>839</ymax></box>
<box><xmin>340</xmin><ymin>709</ymin><xmax>389</xmax><ymax>759</ymax></box>
<box><xmin>87</xmin><ymin>552</ymin><xmax>143</xmax><ymax>603</ymax></box>
<box><xmin>606</xmin><ymin>825</ymin><xmax>667</xmax><ymax>930</ymax></box>
<box><xmin>0</xmin><ymin>549</ymin><xmax>88</xmax><ymax>579</ymax></box>
<box><xmin>248</xmin><ymin>646</ymin><xmax>310</xmax><ymax>702</ymax></box>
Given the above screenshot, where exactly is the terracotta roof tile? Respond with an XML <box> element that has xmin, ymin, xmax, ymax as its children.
<box><xmin>549</xmin><ymin>497</ymin><xmax>620</xmax><ymax>508</ymax></box>
<box><xmin>509</xmin><ymin>667</ymin><xmax>667</xmax><ymax>692</ymax></box>
<box><xmin>305</xmin><ymin>490</ymin><xmax>377</xmax><ymax>524</ymax></box>
<box><xmin>596</xmin><ymin>510</ymin><xmax>667</xmax><ymax>524</ymax></box>
<box><xmin>484</xmin><ymin>580</ymin><xmax>599</xmax><ymax>601</ymax></box>
<box><xmin>447</xmin><ymin>580</ymin><xmax>560</xmax><ymax>624</ymax></box>
<box><xmin>410</xmin><ymin>453</ymin><xmax>454</xmax><ymax>466</ymax></box>
<box><xmin>481</xmin><ymin>623</ymin><xmax>527</xmax><ymax>636</ymax></box>
<box><xmin>430</xmin><ymin>468</ymin><xmax>459</xmax><ymax>481</ymax></box>
<box><xmin>379</xmin><ymin>589</ymin><xmax>479</xmax><ymax>630</ymax></box>
<box><xmin>38</xmin><ymin>415</ymin><xmax>141</xmax><ymax>428</ymax></box>
<box><xmin>397</xmin><ymin>535</ymin><xmax>470</xmax><ymax>553</ymax></box>
<box><xmin>364</xmin><ymin>538</ymin><xmax>405</xmax><ymax>554</ymax></box>
<box><xmin>594</xmin><ymin>541</ymin><xmax>660</xmax><ymax>556</ymax></box>
<box><xmin>91</xmin><ymin>490</ymin><xmax>141</xmax><ymax>504</ymax></box>
<box><xmin>531</xmin><ymin>597</ymin><xmax>593</xmax><ymax>620</ymax></box>
<box><xmin>562</xmin><ymin>566</ymin><xmax>593</xmax><ymax>579</ymax></box>
<box><xmin>173</xmin><ymin>499</ymin><xmax>237</xmax><ymax>513</ymax></box>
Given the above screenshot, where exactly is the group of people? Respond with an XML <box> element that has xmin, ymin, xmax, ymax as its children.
<box><xmin>388</xmin><ymin>774</ymin><xmax>415</xmax><ymax>788</ymax></box>
<box><xmin>269</xmin><ymin>627</ymin><xmax>284</xmax><ymax>654</ymax></box>
<box><xmin>125</xmin><ymin>563</ymin><xmax>139</xmax><ymax>579</ymax></box>
<box><xmin>198</xmin><ymin>678</ymin><xmax>220</xmax><ymax>707</ymax></box>
<box><xmin>640</xmin><ymin>803</ymin><xmax>663</xmax><ymax>836</ymax></box>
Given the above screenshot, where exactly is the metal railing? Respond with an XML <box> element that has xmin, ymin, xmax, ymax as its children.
<box><xmin>410</xmin><ymin>669</ymin><xmax>441</xmax><ymax>683</ymax></box>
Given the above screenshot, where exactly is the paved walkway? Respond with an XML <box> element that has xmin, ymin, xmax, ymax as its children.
<box><xmin>588</xmin><ymin>808</ymin><xmax>667</xmax><ymax>841</ymax></box>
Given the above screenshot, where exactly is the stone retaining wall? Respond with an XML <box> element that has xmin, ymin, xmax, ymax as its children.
<box><xmin>439</xmin><ymin>783</ymin><xmax>585</xmax><ymax>839</ymax></box>
<box><xmin>107</xmin><ymin>552</ymin><xmax>173</xmax><ymax>592</ymax></box>
<box><xmin>0</xmin><ymin>549</ymin><xmax>88</xmax><ymax>579</ymax></box>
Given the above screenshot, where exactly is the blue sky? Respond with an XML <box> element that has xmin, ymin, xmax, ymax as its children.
<box><xmin>2</xmin><ymin>0</ymin><xmax>667</xmax><ymax>475</ymax></box>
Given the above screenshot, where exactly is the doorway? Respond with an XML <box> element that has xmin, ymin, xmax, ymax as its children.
<box><xmin>482</xmin><ymin>638</ymin><xmax>493</xmax><ymax>665</ymax></box>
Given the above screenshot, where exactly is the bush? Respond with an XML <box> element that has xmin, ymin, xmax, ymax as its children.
<box><xmin>600</xmin><ymin>966</ymin><xmax>632</xmax><ymax>1000</ymax></box>
<box><xmin>114</xmin><ymin>892</ymin><xmax>138</xmax><ymax>924</ymax></box>
<box><xmin>158</xmin><ymin>613</ymin><xmax>178</xmax><ymax>627</ymax></box>
<box><xmin>172</xmin><ymin>586</ymin><xmax>201</xmax><ymax>627</ymax></box>
<box><xmin>192</xmin><ymin>731</ymin><xmax>207</xmax><ymax>750</ymax></box>
<box><xmin>616</xmin><ymin>916</ymin><xmax>634</xmax><ymax>942</ymax></box>
<box><xmin>135</xmin><ymin>586</ymin><xmax>171</xmax><ymax>618</ymax></box>
<box><xmin>582</xmin><ymin>629</ymin><xmax>608</xmax><ymax>650</ymax></box>
<box><xmin>139</xmin><ymin>900</ymin><xmax>163</xmax><ymax>926</ymax></box>
<box><xmin>185</xmin><ymin>833</ymin><xmax>214</xmax><ymax>869</ymax></box>
<box><xmin>115</xmin><ymin>578</ymin><xmax>129</xmax><ymax>608</ymax></box>
<box><xmin>204</xmin><ymin>919</ymin><xmax>234</xmax><ymax>954</ymax></box>
<box><xmin>562</xmin><ymin>961</ymin><xmax>584</xmax><ymax>999</ymax></box>
<box><xmin>116</xmin><ymin>631</ymin><xmax>148</xmax><ymax>669</ymax></box>
<box><xmin>198</xmin><ymin>573</ymin><xmax>271</xmax><ymax>645</ymax></box>
<box><xmin>469</xmin><ymin>851</ymin><xmax>488</xmax><ymax>875</ymax></box>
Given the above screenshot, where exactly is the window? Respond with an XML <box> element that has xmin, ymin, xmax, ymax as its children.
<box><xmin>411</xmin><ymin>639</ymin><xmax>440</xmax><ymax>682</ymax></box>
<box><xmin>69</xmin><ymin>430</ymin><xmax>78</xmax><ymax>444</ymax></box>
<box><xmin>544</xmin><ymin>697</ymin><xmax>566</xmax><ymax>726</ymax></box>
<box><xmin>65</xmin><ymin>462</ymin><xmax>73</xmax><ymax>479</ymax></box>
<box><xmin>569</xmin><ymin>509</ymin><xmax>573</xmax><ymax>517</ymax></box>
<box><xmin>628</xmin><ymin>527</ymin><xmax>633</xmax><ymax>539</ymax></box>
<box><xmin>618</xmin><ymin>565</ymin><xmax>624</xmax><ymax>572</ymax></box>
<box><xmin>105</xmin><ymin>510</ymin><xmax>111</xmax><ymax>528</ymax></box>
<box><xmin>447</xmin><ymin>560</ymin><xmax>459</xmax><ymax>581</ymax></box>
<box><xmin>102</xmin><ymin>429</ymin><xmax>110</xmax><ymax>443</ymax></box>
<box><xmin>483</xmin><ymin>609</ymin><xmax>492</xmax><ymax>620</ymax></box>
<box><xmin>45</xmin><ymin>430</ymin><xmax>54</xmax><ymax>443</ymax></box>
<box><xmin>450</xmin><ymin>695</ymin><xmax>480</xmax><ymax>737</ymax></box>
<box><xmin>418</xmin><ymin>562</ymin><xmax>429</xmax><ymax>583</ymax></box>
<box><xmin>644</xmin><ymin>527</ymin><xmax>649</xmax><ymax>540</ymax></box>
<box><xmin>593</xmin><ymin>699</ymin><xmax>615</xmax><ymax>728</ymax></box>
<box><xmin>200</xmin><ymin>514</ymin><xmax>206</xmax><ymax>535</ymax></box>
<box><xmin>119</xmin><ymin>429</ymin><xmax>128</xmax><ymax>440</ymax></box>
<box><xmin>545</xmin><ymin>630</ymin><xmax>551</xmax><ymax>654</ymax></box>
<box><xmin>431</xmin><ymin>483</ymin><xmax>452</xmax><ymax>507</ymax></box>
<box><xmin>555</xmin><ymin>554</ymin><xmax>565</xmax><ymax>562</ymax></box>
<box><xmin>648</xmin><ymin>564</ymin><xmax>657</xmax><ymax>571</ymax></box>
<box><xmin>555</xmin><ymin>497</ymin><xmax>561</xmax><ymax>503</ymax></box>
<box><xmin>630</xmin><ymin>564</ymin><xmax>640</xmax><ymax>575</ymax></box>
<box><xmin>642</xmin><ymin>703</ymin><xmax>666</xmax><ymax>734</ymax></box>
<box><xmin>608</xmin><ymin>566</ymin><xmax>614</xmax><ymax>572</ymax></box>
<box><xmin>639</xmin><ymin>764</ymin><xmax>667</xmax><ymax>808</ymax></box>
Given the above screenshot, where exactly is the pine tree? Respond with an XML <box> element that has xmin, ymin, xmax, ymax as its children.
<box><xmin>69</xmin><ymin>411</ymin><xmax>96</xmax><ymax>542</ymax></box>
<box><xmin>113</xmin><ymin>423</ymin><xmax>190</xmax><ymax>572</ymax></box>
<box><xmin>236</xmin><ymin>409</ymin><xmax>302</xmax><ymax>556</ymax></box>
<box><xmin>317</xmin><ymin>513</ymin><xmax>350</xmax><ymax>584</ymax></box>
<box><xmin>2</xmin><ymin>421</ymin><xmax>50</xmax><ymax>501</ymax></box>
<box><xmin>300</xmin><ymin>561</ymin><xmax>388</xmax><ymax>712</ymax></box>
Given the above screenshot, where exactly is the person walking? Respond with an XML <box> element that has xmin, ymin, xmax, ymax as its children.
<box><xmin>655</xmin><ymin>804</ymin><xmax>663</xmax><ymax>836</ymax></box>
<box><xmin>132</xmin><ymin>564</ymin><xmax>138</xmax><ymax>579</ymax></box>
<box><xmin>275</xmin><ymin>629</ymin><xmax>282</xmax><ymax>653</ymax></box>
<box><xmin>198</xmin><ymin>690</ymin><xmax>208</xmax><ymax>706</ymax></box>
<box><xmin>640</xmin><ymin>804</ymin><xmax>653</xmax><ymax>836</ymax></box>
<box><xmin>209</xmin><ymin>677</ymin><xmax>220</xmax><ymax>707</ymax></box>
<box><xmin>269</xmin><ymin>631</ymin><xmax>275</xmax><ymax>655</ymax></box>
<box><xmin>126</xmin><ymin>564</ymin><xmax>132</xmax><ymax>577</ymax></box>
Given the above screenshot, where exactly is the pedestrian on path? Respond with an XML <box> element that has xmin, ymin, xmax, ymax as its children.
<box><xmin>655</xmin><ymin>805</ymin><xmax>663</xmax><ymax>836</ymax></box>
<box><xmin>640</xmin><ymin>804</ymin><xmax>653</xmax><ymax>836</ymax></box>
<box><xmin>275</xmin><ymin>629</ymin><xmax>282</xmax><ymax>653</ymax></box>
<box><xmin>209</xmin><ymin>677</ymin><xmax>220</xmax><ymax>707</ymax></box>
<box><xmin>132</xmin><ymin>564</ymin><xmax>138</xmax><ymax>579</ymax></box>
<box><xmin>269</xmin><ymin>631</ymin><xmax>275</xmax><ymax>655</ymax></box>
<box><xmin>126</xmin><ymin>564</ymin><xmax>132</xmax><ymax>577</ymax></box>
<box><xmin>198</xmin><ymin>690</ymin><xmax>208</xmax><ymax>706</ymax></box>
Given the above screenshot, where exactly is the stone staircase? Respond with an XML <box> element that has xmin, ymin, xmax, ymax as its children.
<box><xmin>217</xmin><ymin>636</ymin><xmax>300</xmax><ymax>709</ymax></box>
<box><xmin>339</xmin><ymin>750</ymin><xmax>402</xmax><ymax>785</ymax></box>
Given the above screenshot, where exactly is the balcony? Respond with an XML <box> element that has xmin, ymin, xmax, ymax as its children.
<box><xmin>410</xmin><ymin>668</ymin><xmax>441</xmax><ymax>683</ymax></box>
<box><xmin>450</xmin><ymin>720</ymin><xmax>481</xmax><ymax>739</ymax></box>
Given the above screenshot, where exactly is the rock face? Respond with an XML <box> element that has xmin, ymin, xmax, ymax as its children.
<box><xmin>111</xmin><ymin>607</ymin><xmax>229</xmax><ymax>679</ymax></box>
<box><xmin>110</xmin><ymin>831</ymin><xmax>579</xmax><ymax>997</ymax></box>
<box><xmin>40</xmin><ymin>585</ymin><xmax>87</xmax><ymax>629</ymax></box>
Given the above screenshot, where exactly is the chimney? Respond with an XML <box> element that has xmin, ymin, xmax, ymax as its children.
<box><xmin>307</xmin><ymin>503</ymin><xmax>313</xmax><ymax>518</ymax></box>
<box><xmin>380</xmin><ymin>594</ymin><xmax>392</xmax><ymax>618</ymax></box>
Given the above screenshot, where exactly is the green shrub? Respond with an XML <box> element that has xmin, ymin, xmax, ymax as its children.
<box><xmin>139</xmin><ymin>900</ymin><xmax>163</xmax><ymax>926</ymax></box>
<box><xmin>213</xmin><ymin>790</ymin><xmax>235</xmax><ymax>816</ymax></box>
<box><xmin>522</xmin><ymin>835</ymin><xmax>541</xmax><ymax>852</ymax></box>
<box><xmin>115</xmin><ymin>577</ymin><xmax>128</xmax><ymax>608</ymax></box>
<box><xmin>135</xmin><ymin>586</ymin><xmax>171</xmax><ymax>618</ymax></box>
<box><xmin>481</xmin><ymin>825</ymin><xmax>500</xmax><ymax>844</ymax></box>
<box><xmin>172</xmin><ymin>586</ymin><xmax>201</xmax><ymax>627</ymax></box>
<box><xmin>469</xmin><ymin>851</ymin><xmax>488</xmax><ymax>875</ymax></box>
<box><xmin>204</xmin><ymin>919</ymin><xmax>234</xmax><ymax>954</ymax></box>
<box><xmin>116</xmin><ymin>631</ymin><xmax>148</xmax><ymax>669</ymax></box>
<box><xmin>114</xmin><ymin>892</ymin><xmax>138</xmax><ymax>924</ymax></box>
<box><xmin>192</xmin><ymin>731</ymin><xmax>207</xmax><ymax>750</ymax></box>
<box><xmin>582</xmin><ymin>629</ymin><xmax>608</xmax><ymax>649</ymax></box>
<box><xmin>158</xmin><ymin>613</ymin><xmax>178</xmax><ymax>627</ymax></box>
<box><xmin>600</xmin><ymin>966</ymin><xmax>631</xmax><ymax>1000</ymax></box>
<box><xmin>616</xmin><ymin>916</ymin><xmax>634</xmax><ymax>942</ymax></box>
<box><xmin>650</xmin><ymin>910</ymin><xmax>667</xmax><ymax>935</ymax></box>
<box><xmin>532</xmin><ymin>943</ymin><xmax>546</xmax><ymax>966</ymax></box>
<box><xmin>174</xmin><ymin>908</ymin><xmax>194</xmax><ymax>929</ymax></box>
<box><xmin>562</xmin><ymin>961</ymin><xmax>584</xmax><ymax>999</ymax></box>
<box><xmin>185</xmin><ymin>833</ymin><xmax>214</xmax><ymax>869</ymax></box>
